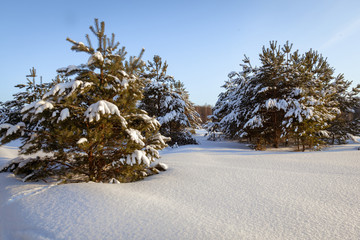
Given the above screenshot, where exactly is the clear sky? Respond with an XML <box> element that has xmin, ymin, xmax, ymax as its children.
<box><xmin>1</xmin><ymin>0</ymin><xmax>360</xmax><ymax>106</ymax></box>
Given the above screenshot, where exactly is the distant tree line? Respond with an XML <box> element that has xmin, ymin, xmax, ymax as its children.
<box><xmin>194</xmin><ymin>105</ymin><xmax>212</xmax><ymax>123</ymax></box>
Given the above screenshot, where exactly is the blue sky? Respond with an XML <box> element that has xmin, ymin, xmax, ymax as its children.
<box><xmin>1</xmin><ymin>0</ymin><xmax>360</xmax><ymax>105</ymax></box>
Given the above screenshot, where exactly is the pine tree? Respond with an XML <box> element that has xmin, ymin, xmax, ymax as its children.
<box><xmin>282</xmin><ymin>49</ymin><xmax>340</xmax><ymax>150</ymax></box>
<box><xmin>0</xmin><ymin>68</ymin><xmax>57</xmax><ymax>144</ymax></box>
<box><xmin>140</xmin><ymin>55</ymin><xmax>200</xmax><ymax>146</ymax></box>
<box><xmin>207</xmin><ymin>68</ymin><xmax>254</xmax><ymax>142</ymax></box>
<box><xmin>209</xmin><ymin>41</ymin><xmax>357</xmax><ymax>150</ymax></box>
<box><xmin>327</xmin><ymin>75</ymin><xmax>360</xmax><ymax>144</ymax></box>
<box><xmin>172</xmin><ymin>80</ymin><xmax>202</xmax><ymax>130</ymax></box>
<box><xmin>0</xmin><ymin>68</ymin><xmax>50</xmax><ymax>126</ymax></box>
<box><xmin>242</xmin><ymin>42</ymin><xmax>293</xmax><ymax>147</ymax></box>
<box><xmin>0</xmin><ymin>19</ymin><xmax>169</xmax><ymax>182</ymax></box>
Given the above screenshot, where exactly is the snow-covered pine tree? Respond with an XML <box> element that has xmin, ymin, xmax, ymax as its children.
<box><xmin>140</xmin><ymin>55</ymin><xmax>200</xmax><ymax>146</ymax></box>
<box><xmin>0</xmin><ymin>68</ymin><xmax>50</xmax><ymax>126</ymax></box>
<box><xmin>209</xmin><ymin>42</ymin><xmax>293</xmax><ymax>148</ymax></box>
<box><xmin>206</xmin><ymin>54</ymin><xmax>260</xmax><ymax>142</ymax></box>
<box><xmin>210</xmin><ymin>41</ymin><xmax>357</xmax><ymax>150</ymax></box>
<box><xmin>172</xmin><ymin>80</ymin><xmax>202</xmax><ymax>129</ymax></box>
<box><xmin>0</xmin><ymin>68</ymin><xmax>57</xmax><ymax>145</ymax></box>
<box><xmin>327</xmin><ymin>74</ymin><xmax>360</xmax><ymax>144</ymax></box>
<box><xmin>242</xmin><ymin>44</ymin><xmax>341</xmax><ymax>150</ymax></box>
<box><xmin>207</xmin><ymin>69</ymin><xmax>249</xmax><ymax>141</ymax></box>
<box><xmin>240</xmin><ymin>42</ymin><xmax>295</xmax><ymax>148</ymax></box>
<box><xmin>281</xmin><ymin>49</ymin><xmax>340</xmax><ymax>150</ymax></box>
<box><xmin>0</xmin><ymin>19</ymin><xmax>169</xmax><ymax>182</ymax></box>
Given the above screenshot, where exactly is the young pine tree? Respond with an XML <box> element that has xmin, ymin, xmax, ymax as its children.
<box><xmin>0</xmin><ymin>68</ymin><xmax>58</xmax><ymax>145</ymax></box>
<box><xmin>140</xmin><ymin>55</ymin><xmax>200</xmax><ymax>146</ymax></box>
<box><xmin>0</xmin><ymin>68</ymin><xmax>50</xmax><ymax>126</ymax></box>
<box><xmin>282</xmin><ymin>49</ymin><xmax>340</xmax><ymax>150</ymax></box>
<box><xmin>0</xmin><ymin>19</ymin><xmax>169</xmax><ymax>182</ymax></box>
<box><xmin>327</xmin><ymin>74</ymin><xmax>360</xmax><ymax>144</ymax></box>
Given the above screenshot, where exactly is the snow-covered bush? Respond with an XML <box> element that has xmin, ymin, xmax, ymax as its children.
<box><xmin>0</xmin><ymin>19</ymin><xmax>169</xmax><ymax>182</ymax></box>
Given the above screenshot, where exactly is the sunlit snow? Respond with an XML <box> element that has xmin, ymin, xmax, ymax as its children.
<box><xmin>0</xmin><ymin>130</ymin><xmax>359</xmax><ymax>239</ymax></box>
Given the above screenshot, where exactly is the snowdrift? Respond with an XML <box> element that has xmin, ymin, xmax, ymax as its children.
<box><xmin>0</xmin><ymin>131</ymin><xmax>359</xmax><ymax>239</ymax></box>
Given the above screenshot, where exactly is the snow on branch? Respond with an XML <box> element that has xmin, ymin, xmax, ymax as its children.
<box><xmin>57</xmin><ymin>108</ymin><xmax>70</xmax><ymax>123</ymax></box>
<box><xmin>292</xmin><ymin>88</ymin><xmax>302</xmax><ymax>97</ymax></box>
<box><xmin>126</xmin><ymin>129</ymin><xmax>145</xmax><ymax>147</ymax></box>
<box><xmin>265</xmin><ymin>98</ymin><xmax>288</xmax><ymax>111</ymax></box>
<box><xmin>84</xmin><ymin>100</ymin><xmax>126</xmax><ymax>124</ymax></box>
<box><xmin>318</xmin><ymin>130</ymin><xmax>330</xmax><ymax>138</ymax></box>
<box><xmin>244</xmin><ymin>115</ymin><xmax>263</xmax><ymax>129</ymax></box>
<box><xmin>21</xmin><ymin>100</ymin><xmax>54</xmax><ymax>115</ymax></box>
<box><xmin>347</xmin><ymin>133</ymin><xmax>359</xmax><ymax>143</ymax></box>
<box><xmin>57</xmin><ymin>65</ymin><xmax>82</xmax><ymax>75</ymax></box>
<box><xmin>118</xmin><ymin>70</ymin><xmax>129</xmax><ymax>78</ymax></box>
<box><xmin>158</xmin><ymin>111</ymin><xmax>179</xmax><ymax>124</ymax></box>
<box><xmin>150</xmin><ymin>133</ymin><xmax>170</xmax><ymax>147</ymax></box>
<box><xmin>127</xmin><ymin>113</ymin><xmax>162</xmax><ymax>132</ymax></box>
<box><xmin>66</xmin><ymin>38</ymin><xmax>90</xmax><ymax>52</ymax></box>
<box><xmin>88</xmin><ymin>51</ymin><xmax>104</xmax><ymax>65</ymax></box>
<box><xmin>0</xmin><ymin>122</ymin><xmax>25</xmax><ymax>137</ymax></box>
<box><xmin>43</xmin><ymin>80</ymin><xmax>92</xmax><ymax>99</ymax></box>
<box><xmin>77</xmin><ymin>138</ymin><xmax>88</xmax><ymax>144</ymax></box>
<box><xmin>108</xmin><ymin>74</ymin><xmax>129</xmax><ymax>89</ymax></box>
<box><xmin>124</xmin><ymin>150</ymin><xmax>151</xmax><ymax>166</ymax></box>
<box><xmin>284</xmin><ymin>100</ymin><xmax>319</xmax><ymax>123</ymax></box>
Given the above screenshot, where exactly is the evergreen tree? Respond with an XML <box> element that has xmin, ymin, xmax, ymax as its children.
<box><xmin>140</xmin><ymin>55</ymin><xmax>201</xmax><ymax>146</ymax></box>
<box><xmin>209</xmin><ymin>41</ymin><xmax>357</xmax><ymax>150</ymax></box>
<box><xmin>282</xmin><ymin>49</ymin><xmax>340</xmax><ymax>150</ymax></box>
<box><xmin>0</xmin><ymin>68</ymin><xmax>58</xmax><ymax>145</ymax></box>
<box><xmin>327</xmin><ymin>74</ymin><xmax>360</xmax><ymax>144</ymax></box>
<box><xmin>241</xmin><ymin>42</ymin><xmax>293</xmax><ymax>148</ymax></box>
<box><xmin>0</xmin><ymin>19</ymin><xmax>169</xmax><ymax>182</ymax></box>
<box><xmin>0</xmin><ymin>68</ymin><xmax>52</xmax><ymax>126</ymax></box>
<box><xmin>206</xmin><ymin>67</ymin><xmax>254</xmax><ymax>141</ymax></box>
<box><xmin>172</xmin><ymin>80</ymin><xmax>202</xmax><ymax>130</ymax></box>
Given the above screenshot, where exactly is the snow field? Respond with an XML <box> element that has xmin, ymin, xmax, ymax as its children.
<box><xmin>0</xmin><ymin>131</ymin><xmax>359</xmax><ymax>239</ymax></box>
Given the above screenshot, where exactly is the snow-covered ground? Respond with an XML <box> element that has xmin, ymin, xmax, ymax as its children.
<box><xmin>1</xmin><ymin>131</ymin><xmax>359</xmax><ymax>240</ymax></box>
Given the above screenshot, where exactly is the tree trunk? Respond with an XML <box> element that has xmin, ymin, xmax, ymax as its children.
<box><xmin>297</xmin><ymin>137</ymin><xmax>300</xmax><ymax>151</ymax></box>
<box><xmin>273</xmin><ymin>129</ymin><xmax>280</xmax><ymax>148</ymax></box>
<box><xmin>88</xmin><ymin>152</ymin><xmax>95</xmax><ymax>181</ymax></box>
